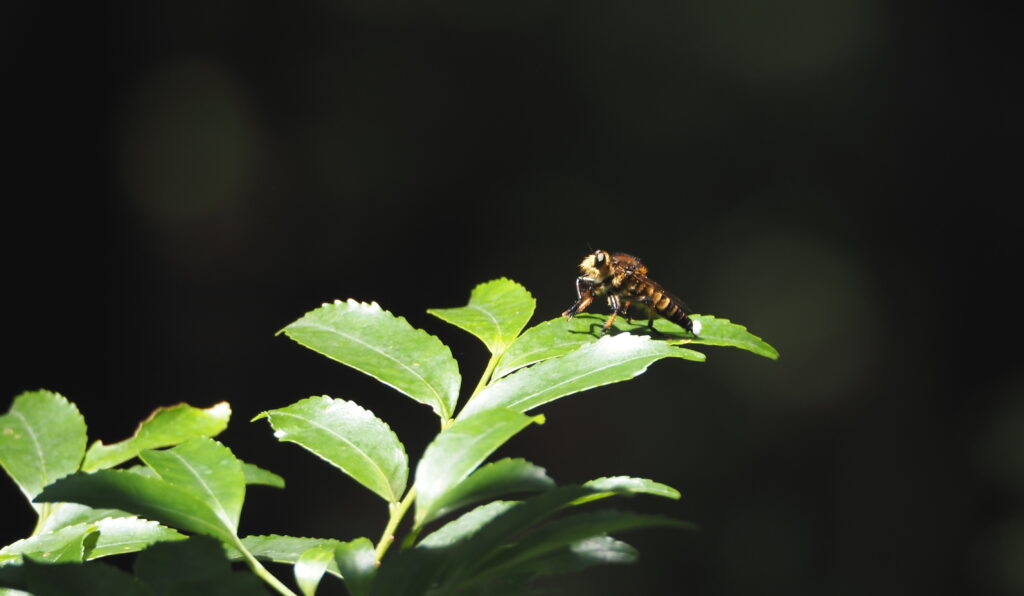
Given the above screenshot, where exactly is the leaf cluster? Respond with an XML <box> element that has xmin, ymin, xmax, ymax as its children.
<box><xmin>0</xmin><ymin>278</ymin><xmax>775</xmax><ymax>595</ymax></box>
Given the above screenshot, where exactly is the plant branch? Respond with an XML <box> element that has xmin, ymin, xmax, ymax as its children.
<box><xmin>233</xmin><ymin>537</ymin><xmax>298</xmax><ymax>596</ymax></box>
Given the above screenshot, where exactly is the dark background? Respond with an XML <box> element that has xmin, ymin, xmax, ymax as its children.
<box><xmin>3</xmin><ymin>1</ymin><xmax>1020</xmax><ymax>594</ymax></box>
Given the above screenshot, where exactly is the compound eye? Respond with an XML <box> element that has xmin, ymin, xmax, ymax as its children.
<box><xmin>595</xmin><ymin>252</ymin><xmax>606</xmax><ymax>266</ymax></box>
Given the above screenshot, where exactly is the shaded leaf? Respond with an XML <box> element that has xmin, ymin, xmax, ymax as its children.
<box><xmin>427</xmin><ymin>278</ymin><xmax>535</xmax><ymax>354</ymax></box>
<box><xmin>414</xmin><ymin>409</ymin><xmax>544</xmax><ymax>526</ymax></box>
<box><xmin>334</xmin><ymin>538</ymin><xmax>376</xmax><ymax>596</ymax></box>
<box><xmin>35</xmin><ymin>470</ymin><xmax>236</xmax><ymax>543</ymax></box>
<box><xmin>462</xmin><ymin>334</ymin><xmax>704</xmax><ymax>417</ymax></box>
<box><xmin>574</xmin><ymin>476</ymin><xmax>681</xmax><ymax>505</ymax></box>
<box><xmin>0</xmin><ymin>390</ymin><xmax>86</xmax><ymax>508</ymax></box>
<box><xmin>227</xmin><ymin>535</ymin><xmax>344</xmax><ymax>578</ymax></box>
<box><xmin>21</xmin><ymin>559</ymin><xmax>150</xmax><ymax>596</ymax></box>
<box><xmin>417</xmin><ymin>501</ymin><xmax>518</xmax><ymax>550</ymax></box>
<box><xmin>295</xmin><ymin>546</ymin><xmax>334</xmax><ymax>596</ymax></box>
<box><xmin>282</xmin><ymin>300</ymin><xmax>461</xmax><ymax>419</ymax></box>
<box><xmin>82</xmin><ymin>402</ymin><xmax>231</xmax><ymax>472</ymax></box>
<box><xmin>257</xmin><ymin>396</ymin><xmax>407</xmax><ymax>503</ymax></box>
<box><xmin>241</xmin><ymin>462</ymin><xmax>285</xmax><ymax>488</ymax></box>
<box><xmin>139</xmin><ymin>438</ymin><xmax>245</xmax><ymax>532</ymax></box>
<box><xmin>134</xmin><ymin>536</ymin><xmax>268</xmax><ymax>595</ymax></box>
<box><xmin>479</xmin><ymin>509</ymin><xmax>692</xmax><ymax>578</ymax></box>
<box><xmin>420</xmin><ymin>458</ymin><xmax>554</xmax><ymax>525</ymax></box>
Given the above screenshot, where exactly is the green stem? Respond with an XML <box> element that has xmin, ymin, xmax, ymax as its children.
<box><xmin>234</xmin><ymin>537</ymin><xmax>298</xmax><ymax>596</ymax></box>
<box><xmin>375</xmin><ymin>488</ymin><xmax>416</xmax><ymax>561</ymax></box>
<box><xmin>374</xmin><ymin>347</ymin><xmax>506</xmax><ymax>561</ymax></box>
<box><xmin>458</xmin><ymin>349</ymin><xmax>502</xmax><ymax>417</ymax></box>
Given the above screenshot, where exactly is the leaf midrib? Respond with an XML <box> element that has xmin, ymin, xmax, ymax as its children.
<box><xmin>293</xmin><ymin>320</ymin><xmax>452</xmax><ymax>419</ymax></box>
<box><xmin>273</xmin><ymin>410</ymin><xmax>399</xmax><ymax>503</ymax></box>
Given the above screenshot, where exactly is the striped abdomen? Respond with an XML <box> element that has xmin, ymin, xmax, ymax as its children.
<box><xmin>615</xmin><ymin>273</ymin><xmax>695</xmax><ymax>333</ymax></box>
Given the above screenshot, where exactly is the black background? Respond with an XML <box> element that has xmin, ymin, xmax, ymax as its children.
<box><xmin>3</xmin><ymin>1</ymin><xmax>1020</xmax><ymax>594</ymax></box>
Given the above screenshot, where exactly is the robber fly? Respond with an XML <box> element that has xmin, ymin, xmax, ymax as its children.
<box><xmin>562</xmin><ymin>250</ymin><xmax>701</xmax><ymax>336</ymax></box>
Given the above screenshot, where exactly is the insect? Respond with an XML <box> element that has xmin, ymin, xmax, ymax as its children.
<box><xmin>561</xmin><ymin>250</ymin><xmax>701</xmax><ymax>336</ymax></box>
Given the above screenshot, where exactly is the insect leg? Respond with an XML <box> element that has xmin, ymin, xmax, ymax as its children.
<box><xmin>562</xmin><ymin>278</ymin><xmax>596</xmax><ymax>319</ymax></box>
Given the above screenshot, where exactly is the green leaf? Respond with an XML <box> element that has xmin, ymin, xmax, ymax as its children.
<box><xmin>33</xmin><ymin>503</ymin><xmax>133</xmax><ymax>536</ymax></box>
<box><xmin>282</xmin><ymin>300</ymin><xmax>461</xmax><ymax>420</ymax></box>
<box><xmin>574</xmin><ymin>476</ymin><xmax>681</xmax><ymax>505</ymax></box>
<box><xmin>88</xmin><ymin>517</ymin><xmax>187</xmax><ymax>559</ymax></box>
<box><xmin>35</xmin><ymin>470</ymin><xmax>237</xmax><ymax>544</ymax></box>
<box><xmin>433</xmin><ymin>486</ymin><xmax>594</xmax><ymax>586</ymax></box>
<box><xmin>417</xmin><ymin>501</ymin><xmax>519</xmax><ymax>549</ymax></box>
<box><xmin>227</xmin><ymin>535</ymin><xmax>344</xmax><ymax>578</ymax></box>
<box><xmin>685</xmin><ymin>315</ymin><xmax>779</xmax><ymax>359</ymax></box>
<box><xmin>509</xmin><ymin>535</ymin><xmax>638</xmax><ymax>578</ymax></box>
<box><xmin>462</xmin><ymin>334</ymin><xmax>704</xmax><ymax>417</ymax></box>
<box><xmin>82</xmin><ymin>402</ymin><xmax>231</xmax><ymax>472</ymax></box>
<box><xmin>427</xmin><ymin>278</ymin><xmax>536</xmax><ymax>354</ymax></box>
<box><xmin>0</xmin><ymin>390</ymin><xmax>87</xmax><ymax>508</ymax></box>
<box><xmin>139</xmin><ymin>438</ymin><xmax>245</xmax><ymax>532</ymax></box>
<box><xmin>241</xmin><ymin>462</ymin><xmax>285</xmax><ymax>488</ymax></box>
<box><xmin>0</xmin><ymin>525</ymin><xmax>98</xmax><ymax>564</ymax></box>
<box><xmin>135</xmin><ymin>536</ymin><xmax>269</xmax><ymax>595</ymax></box>
<box><xmin>295</xmin><ymin>546</ymin><xmax>334</xmax><ymax>596</ymax></box>
<box><xmin>0</xmin><ymin>517</ymin><xmax>184</xmax><ymax>563</ymax></box>
<box><xmin>257</xmin><ymin>396</ymin><xmax>408</xmax><ymax>503</ymax></box>
<box><xmin>21</xmin><ymin>559</ymin><xmax>150</xmax><ymax>596</ymax></box>
<box><xmin>420</xmin><ymin>458</ymin><xmax>554</xmax><ymax>525</ymax></box>
<box><xmin>334</xmin><ymin>538</ymin><xmax>376</xmax><ymax>596</ymax></box>
<box><xmin>484</xmin><ymin>509</ymin><xmax>692</xmax><ymax>576</ymax></box>
<box><xmin>492</xmin><ymin>313</ymin><xmax>777</xmax><ymax>379</ymax></box>
<box><xmin>414</xmin><ymin>409</ymin><xmax>544</xmax><ymax>526</ymax></box>
<box><xmin>492</xmin><ymin>314</ymin><xmax>609</xmax><ymax>379</ymax></box>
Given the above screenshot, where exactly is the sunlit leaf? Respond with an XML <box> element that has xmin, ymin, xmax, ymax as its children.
<box><xmin>462</xmin><ymin>334</ymin><xmax>704</xmax><ymax>417</ymax></box>
<box><xmin>0</xmin><ymin>524</ymin><xmax>98</xmax><ymax>564</ymax></box>
<box><xmin>82</xmin><ymin>402</ymin><xmax>231</xmax><ymax>472</ymax></box>
<box><xmin>414</xmin><ymin>409</ymin><xmax>544</xmax><ymax>526</ymax></box>
<box><xmin>241</xmin><ymin>462</ymin><xmax>285</xmax><ymax>489</ymax></box>
<box><xmin>427</xmin><ymin>278</ymin><xmax>536</xmax><ymax>354</ymax></box>
<box><xmin>420</xmin><ymin>458</ymin><xmax>554</xmax><ymax>525</ymax></box>
<box><xmin>0</xmin><ymin>390</ymin><xmax>86</xmax><ymax>508</ymax></box>
<box><xmin>295</xmin><ymin>546</ymin><xmax>334</xmax><ymax>596</ymax></box>
<box><xmin>493</xmin><ymin>313</ymin><xmax>777</xmax><ymax>379</ymax></box>
<box><xmin>282</xmin><ymin>300</ymin><xmax>461</xmax><ymax>419</ymax></box>
<box><xmin>227</xmin><ymin>535</ymin><xmax>344</xmax><ymax>578</ymax></box>
<box><xmin>256</xmin><ymin>396</ymin><xmax>407</xmax><ymax>503</ymax></box>
<box><xmin>140</xmin><ymin>438</ymin><xmax>245</xmax><ymax>531</ymax></box>
<box><xmin>0</xmin><ymin>517</ymin><xmax>184</xmax><ymax>563</ymax></box>
<box><xmin>334</xmin><ymin>537</ymin><xmax>376</xmax><ymax>596</ymax></box>
<box><xmin>36</xmin><ymin>470</ymin><xmax>236</xmax><ymax>543</ymax></box>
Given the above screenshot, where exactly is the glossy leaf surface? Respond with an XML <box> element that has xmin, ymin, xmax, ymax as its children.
<box><xmin>334</xmin><ymin>537</ymin><xmax>376</xmax><ymax>596</ymax></box>
<box><xmin>139</xmin><ymin>438</ymin><xmax>245</xmax><ymax>531</ymax></box>
<box><xmin>0</xmin><ymin>390</ymin><xmax>86</xmax><ymax>507</ymax></box>
<box><xmin>82</xmin><ymin>402</ymin><xmax>231</xmax><ymax>472</ymax></box>
<box><xmin>257</xmin><ymin>396</ymin><xmax>407</xmax><ymax>503</ymax></box>
<box><xmin>282</xmin><ymin>300</ymin><xmax>461</xmax><ymax>419</ymax></box>
<box><xmin>463</xmin><ymin>334</ymin><xmax>704</xmax><ymax>417</ymax></box>
<box><xmin>414</xmin><ymin>409</ymin><xmax>543</xmax><ymax>526</ymax></box>
<box><xmin>427</xmin><ymin>278</ymin><xmax>535</xmax><ymax>354</ymax></box>
<box><xmin>36</xmin><ymin>469</ymin><xmax>236</xmax><ymax>543</ymax></box>
<box><xmin>420</xmin><ymin>458</ymin><xmax>554</xmax><ymax>525</ymax></box>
